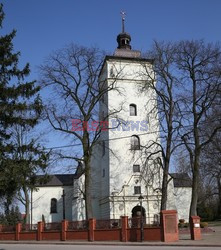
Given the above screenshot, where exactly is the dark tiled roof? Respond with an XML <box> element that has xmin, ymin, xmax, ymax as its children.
<box><xmin>36</xmin><ymin>174</ymin><xmax>75</xmax><ymax>187</ymax></box>
<box><xmin>170</xmin><ymin>173</ymin><xmax>192</xmax><ymax>188</ymax></box>
<box><xmin>106</xmin><ymin>55</ymin><xmax>154</xmax><ymax>63</ymax></box>
<box><xmin>36</xmin><ymin>163</ymin><xmax>84</xmax><ymax>187</ymax></box>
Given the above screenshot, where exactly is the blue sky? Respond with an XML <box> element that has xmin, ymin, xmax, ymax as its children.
<box><xmin>2</xmin><ymin>0</ymin><xmax>221</xmax><ymax>72</ymax></box>
<box><xmin>1</xmin><ymin>0</ymin><xmax>221</xmax><ymax>165</ymax></box>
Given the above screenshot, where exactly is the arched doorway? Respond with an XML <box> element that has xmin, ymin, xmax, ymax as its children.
<box><xmin>132</xmin><ymin>205</ymin><xmax>146</xmax><ymax>217</ymax></box>
<box><xmin>130</xmin><ymin>206</ymin><xmax>146</xmax><ymax>229</ymax></box>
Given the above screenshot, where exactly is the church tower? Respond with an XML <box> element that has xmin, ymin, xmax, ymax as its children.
<box><xmin>91</xmin><ymin>13</ymin><xmax>173</xmax><ymax>222</ymax></box>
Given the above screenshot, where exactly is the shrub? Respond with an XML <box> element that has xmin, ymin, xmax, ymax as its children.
<box><xmin>200</xmin><ymin>222</ymin><xmax>208</xmax><ymax>228</ymax></box>
<box><xmin>179</xmin><ymin>219</ymin><xmax>185</xmax><ymax>223</ymax></box>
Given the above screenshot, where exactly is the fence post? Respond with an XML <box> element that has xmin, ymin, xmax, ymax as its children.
<box><xmin>160</xmin><ymin>210</ymin><xmax>179</xmax><ymax>242</ymax></box>
<box><xmin>88</xmin><ymin>218</ymin><xmax>96</xmax><ymax>241</ymax></box>
<box><xmin>190</xmin><ymin>216</ymin><xmax>201</xmax><ymax>240</ymax></box>
<box><xmin>121</xmin><ymin>216</ymin><xmax>128</xmax><ymax>242</ymax></box>
<box><xmin>15</xmin><ymin>223</ymin><xmax>21</xmax><ymax>241</ymax></box>
<box><xmin>61</xmin><ymin>220</ymin><xmax>68</xmax><ymax>241</ymax></box>
<box><xmin>0</xmin><ymin>224</ymin><xmax>2</xmax><ymax>232</ymax></box>
<box><xmin>37</xmin><ymin>221</ymin><xmax>43</xmax><ymax>241</ymax></box>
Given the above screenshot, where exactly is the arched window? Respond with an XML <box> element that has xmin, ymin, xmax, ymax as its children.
<box><xmin>131</xmin><ymin>135</ymin><xmax>140</xmax><ymax>150</ymax></box>
<box><xmin>129</xmin><ymin>104</ymin><xmax>137</xmax><ymax>116</ymax></box>
<box><xmin>50</xmin><ymin>198</ymin><xmax>57</xmax><ymax>213</ymax></box>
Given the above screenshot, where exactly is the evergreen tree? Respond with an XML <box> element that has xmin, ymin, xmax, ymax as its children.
<box><xmin>12</xmin><ymin>124</ymin><xmax>50</xmax><ymax>224</ymax></box>
<box><xmin>0</xmin><ymin>3</ymin><xmax>48</xmax><ymax>219</ymax></box>
<box><xmin>0</xmin><ymin>205</ymin><xmax>22</xmax><ymax>226</ymax></box>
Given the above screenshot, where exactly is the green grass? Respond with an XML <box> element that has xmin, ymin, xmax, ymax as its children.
<box><xmin>207</xmin><ymin>220</ymin><xmax>221</xmax><ymax>227</ymax></box>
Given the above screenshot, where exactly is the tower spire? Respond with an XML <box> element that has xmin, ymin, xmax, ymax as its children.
<box><xmin>121</xmin><ymin>11</ymin><xmax>126</xmax><ymax>33</ymax></box>
<box><xmin>114</xmin><ymin>11</ymin><xmax>141</xmax><ymax>58</ymax></box>
<box><xmin>116</xmin><ymin>11</ymin><xmax>131</xmax><ymax>50</ymax></box>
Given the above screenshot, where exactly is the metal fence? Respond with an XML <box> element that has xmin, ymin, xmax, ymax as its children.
<box><xmin>44</xmin><ymin>222</ymin><xmax>62</xmax><ymax>231</ymax></box>
<box><xmin>67</xmin><ymin>220</ymin><xmax>88</xmax><ymax>230</ymax></box>
<box><xmin>21</xmin><ymin>224</ymin><xmax>38</xmax><ymax>231</ymax></box>
<box><xmin>1</xmin><ymin>225</ymin><xmax>16</xmax><ymax>232</ymax></box>
<box><xmin>96</xmin><ymin>219</ymin><xmax>121</xmax><ymax>229</ymax></box>
<box><xmin>128</xmin><ymin>215</ymin><xmax>160</xmax><ymax>228</ymax></box>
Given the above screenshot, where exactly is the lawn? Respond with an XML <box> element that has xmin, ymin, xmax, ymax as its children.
<box><xmin>207</xmin><ymin>220</ymin><xmax>221</xmax><ymax>227</ymax></box>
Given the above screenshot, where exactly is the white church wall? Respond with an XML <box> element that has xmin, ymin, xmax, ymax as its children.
<box><xmin>174</xmin><ymin>187</ymin><xmax>191</xmax><ymax>222</ymax></box>
<box><xmin>32</xmin><ymin>186</ymin><xmax>73</xmax><ymax>224</ymax></box>
<box><xmin>72</xmin><ymin>174</ymin><xmax>85</xmax><ymax>221</ymax></box>
<box><xmin>166</xmin><ymin>179</ymin><xmax>177</xmax><ymax>210</ymax></box>
<box><xmin>106</xmin><ymin>60</ymin><xmax>160</xmax><ymax>195</ymax></box>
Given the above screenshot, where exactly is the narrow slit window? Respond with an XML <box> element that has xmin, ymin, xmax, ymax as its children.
<box><xmin>102</xmin><ymin>141</ymin><xmax>105</xmax><ymax>156</ymax></box>
<box><xmin>129</xmin><ymin>104</ymin><xmax>137</xmax><ymax>116</ymax></box>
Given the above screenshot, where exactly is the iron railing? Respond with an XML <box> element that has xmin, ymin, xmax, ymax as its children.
<box><xmin>1</xmin><ymin>225</ymin><xmax>16</xmax><ymax>232</ymax></box>
<box><xmin>128</xmin><ymin>215</ymin><xmax>160</xmax><ymax>228</ymax></box>
<box><xmin>21</xmin><ymin>224</ymin><xmax>38</xmax><ymax>231</ymax></box>
<box><xmin>67</xmin><ymin>220</ymin><xmax>88</xmax><ymax>230</ymax></box>
<box><xmin>44</xmin><ymin>222</ymin><xmax>61</xmax><ymax>231</ymax></box>
<box><xmin>96</xmin><ymin>219</ymin><xmax>121</xmax><ymax>229</ymax></box>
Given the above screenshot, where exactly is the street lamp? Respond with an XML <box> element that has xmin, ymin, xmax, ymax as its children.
<box><xmin>138</xmin><ymin>194</ymin><xmax>144</xmax><ymax>242</ymax></box>
<box><xmin>62</xmin><ymin>190</ymin><xmax>66</xmax><ymax>220</ymax></box>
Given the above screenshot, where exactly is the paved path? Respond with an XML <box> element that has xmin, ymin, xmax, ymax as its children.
<box><xmin>0</xmin><ymin>245</ymin><xmax>220</xmax><ymax>250</ymax></box>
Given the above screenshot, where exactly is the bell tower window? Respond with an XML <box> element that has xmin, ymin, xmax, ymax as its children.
<box><xmin>131</xmin><ymin>135</ymin><xmax>140</xmax><ymax>150</ymax></box>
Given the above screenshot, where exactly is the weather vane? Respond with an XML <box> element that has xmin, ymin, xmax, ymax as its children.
<box><xmin>120</xmin><ymin>11</ymin><xmax>126</xmax><ymax>33</ymax></box>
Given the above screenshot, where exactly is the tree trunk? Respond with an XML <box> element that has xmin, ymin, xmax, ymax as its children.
<box><xmin>160</xmin><ymin>153</ymin><xmax>171</xmax><ymax>210</ymax></box>
<box><xmin>160</xmin><ymin>114</ymin><xmax>173</xmax><ymax>211</ymax></box>
<box><xmin>24</xmin><ymin>188</ymin><xmax>30</xmax><ymax>224</ymax></box>
<box><xmin>83</xmin><ymin>131</ymin><xmax>93</xmax><ymax>220</ymax></box>
<box><xmin>189</xmin><ymin>153</ymin><xmax>200</xmax><ymax>216</ymax></box>
<box><xmin>160</xmin><ymin>168</ymin><xmax>168</xmax><ymax>210</ymax></box>
<box><xmin>217</xmin><ymin>176</ymin><xmax>221</xmax><ymax>218</ymax></box>
<box><xmin>84</xmin><ymin>161</ymin><xmax>93</xmax><ymax>220</ymax></box>
<box><xmin>189</xmin><ymin>74</ymin><xmax>200</xmax><ymax>217</ymax></box>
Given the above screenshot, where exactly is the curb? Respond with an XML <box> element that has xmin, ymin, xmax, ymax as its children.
<box><xmin>0</xmin><ymin>241</ymin><xmax>221</xmax><ymax>247</ymax></box>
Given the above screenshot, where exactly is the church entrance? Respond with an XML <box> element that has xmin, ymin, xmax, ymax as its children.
<box><xmin>131</xmin><ymin>205</ymin><xmax>146</xmax><ymax>217</ymax></box>
<box><xmin>130</xmin><ymin>206</ymin><xmax>146</xmax><ymax>231</ymax></box>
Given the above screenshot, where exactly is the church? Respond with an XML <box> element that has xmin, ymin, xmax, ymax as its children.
<box><xmin>31</xmin><ymin>18</ymin><xmax>192</xmax><ymax>225</ymax></box>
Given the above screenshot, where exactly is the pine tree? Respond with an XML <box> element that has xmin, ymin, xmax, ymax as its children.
<box><xmin>0</xmin><ymin>205</ymin><xmax>22</xmax><ymax>226</ymax></box>
<box><xmin>0</xmin><ymin>3</ymin><xmax>48</xmax><ymax>219</ymax></box>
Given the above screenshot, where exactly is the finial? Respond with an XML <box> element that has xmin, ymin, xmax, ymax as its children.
<box><xmin>120</xmin><ymin>11</ymin><xmax>126</xmax><ymax>33</ymax></box>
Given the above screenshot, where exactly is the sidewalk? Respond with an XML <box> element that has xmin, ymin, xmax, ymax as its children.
<box><xmin>0</xmin><ymin>226</ymin><xmax>221</xmax><ymax>247</ymax></box>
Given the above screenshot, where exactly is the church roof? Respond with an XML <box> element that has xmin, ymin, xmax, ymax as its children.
<box><xmin>36</xmin><ymin>162</ymin><xmax>84</xmax><ymax>187</ymax></box>
<box><xmin>106</xmin><ymin>55</ymin><xmax>154</xmax><ymax>63</ymax></box>
<box><xmin>170</xmin><ymin>173</ymin><xmax>192</xmax><ymax>188</ymax></box>
<box><xmin>36</xmin><ymin>174</ymin><xmax>76</xmax><ymax>187</ymax></box>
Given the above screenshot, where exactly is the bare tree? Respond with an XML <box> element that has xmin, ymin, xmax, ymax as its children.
<box><xmin>141</xmin><ymin>40</ymin><xmax>221</xmax><ymax>218</ymax></box>
<box><xmin>39</xmin><ymin>44</ymin><xmax>121</xmax><ymax>219</ymax></box>
<box><xmin>177</xmin><ymin>40</ymin><xmax>221</xmax><ymax>216</ymax></box>
<box><xmin>141</xmin><ymin>41</ymin><xmax>182</xmax><ymax>210</ymax></box>
<box><xmin>200</xmin><ymin>103</ymin><xmax>221</xmax><ymax>218</ymax></box>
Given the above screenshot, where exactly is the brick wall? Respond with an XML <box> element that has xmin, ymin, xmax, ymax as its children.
<box><xmin>0</xmin><ymin>215</ymin><xmax>180</xmax><ymax>242</ymax></box>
